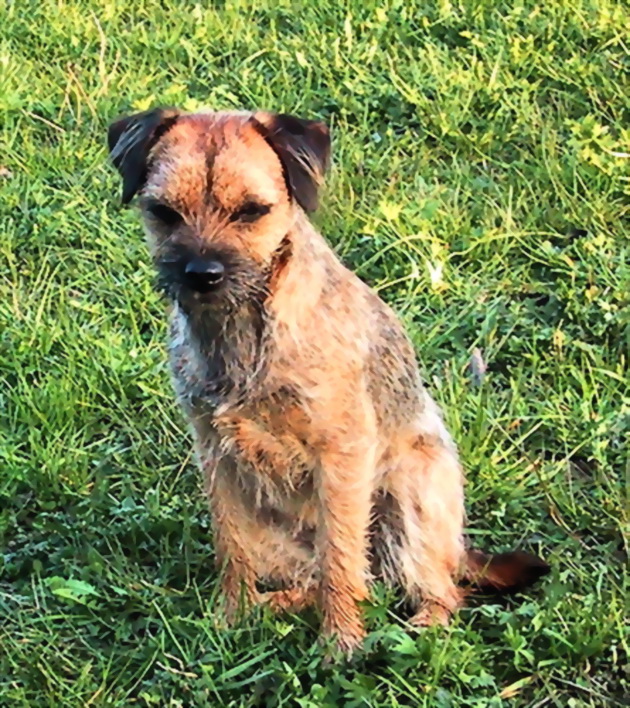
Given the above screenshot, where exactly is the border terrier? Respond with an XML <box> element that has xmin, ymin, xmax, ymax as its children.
<box><xmin>108</xmin><ymin>107</ymin><xmax>549</xmax><ymax>655</ymax></box>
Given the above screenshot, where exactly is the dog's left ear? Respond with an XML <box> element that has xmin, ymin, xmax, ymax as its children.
<box><xmin>252</xmin><ymin>113</ymin><xmax>331</xmax><ymax>212</ymax></box>
<box><xmin>107</xmin><ymin>107</ymin><xmax>180</xmax><ymax>205</ymax></box>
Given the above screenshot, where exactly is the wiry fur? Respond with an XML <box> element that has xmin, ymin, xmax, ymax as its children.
<box><xmin>108</xmin><ymin>108</ymin><xmax>549</xmax><ymax>655</ymax></box>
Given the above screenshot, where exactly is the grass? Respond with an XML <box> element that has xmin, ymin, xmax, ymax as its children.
<box><xmin>0</xmin><ymin>0</ymin><xmax>628</xmax><ymax>705</ymax></box>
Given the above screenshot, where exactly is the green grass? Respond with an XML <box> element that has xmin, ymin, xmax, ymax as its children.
<box><xmin>1</xmin><ymin>0</ymin><xmax>628</xmax><ymax>705</ymax></box>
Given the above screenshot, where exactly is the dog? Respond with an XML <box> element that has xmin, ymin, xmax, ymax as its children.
<box><xmin>107</xmin><ymin>107</ymin><xmax>549</xmax><ymax>655</ymax></box>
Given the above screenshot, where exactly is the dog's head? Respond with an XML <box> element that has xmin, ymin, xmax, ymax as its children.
<box><xmin>107</xmin><ymin>108</ymin><xmax>330</xmax><ymax>309</ymax></box>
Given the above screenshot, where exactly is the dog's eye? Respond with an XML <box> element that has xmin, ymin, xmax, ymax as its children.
<box><xmin>231</xmin><ymin>202</ymin><xmax>270</xmax><ymax>223</ymax></box>
<box><xmin>146</xmin><ymin>203</ymin><xmax>183</xmax><ymax>227</ymax></box>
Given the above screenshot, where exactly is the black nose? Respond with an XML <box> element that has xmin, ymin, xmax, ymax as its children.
<box><xmin>184</xmin><ymin>258</ymin><xmax>225</xmax><ymax>292</ymax></box>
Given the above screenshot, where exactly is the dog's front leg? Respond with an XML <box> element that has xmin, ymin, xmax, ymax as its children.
<box><xmin>317</xmin><ymin>440</ymin><xmax>376</xmax><ymax>656</ymax></box>
<box><xmin>204</xmin><ymin>461</ymin><xmax>261</xmax><ymax>622</ymax></box>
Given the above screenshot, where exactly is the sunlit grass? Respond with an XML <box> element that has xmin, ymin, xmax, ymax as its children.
<box><xmin>0</xmin><ymin>0</ymin><xmax>628</xmax><ymax>705</ymax></box>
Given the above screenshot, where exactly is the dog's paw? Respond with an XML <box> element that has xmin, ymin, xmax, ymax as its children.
<box><xmin>214</xmin><ymin>584</ymin><xmax>260</xmax><ymax>628</ymax></box>
<box><xmin>321</xmin><ymin>615</ymin><xmax>367</xmax><ymax>661</ymax></box>
<box><xmin>260</xmin><ymin>586</ymin><xmax>317</xmax><ymax>613</ymax></box>
<box><xmin>332</xmin><ymin>628</ymin><xmax>366</xmax><ymax>657</ymax></box>
<box><xmin>409</xmin><ymin>600</ymin><xmax>452</xmax><ymax>628</ymax></box>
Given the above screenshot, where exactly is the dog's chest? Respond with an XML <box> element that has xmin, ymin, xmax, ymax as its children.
<box><xmin>168</xmin><ymin>307</ymin><xmax>316</xmax><ymax>504</ymax></box>
<box><xmin>168</xmin><ymin>305</ymin><xmax>265</xmax><ymax>414</ymax></box>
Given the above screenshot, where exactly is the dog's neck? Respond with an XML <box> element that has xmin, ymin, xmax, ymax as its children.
<box><xmin>267</xmin><ymin>216</ymin><xmax>334</xmax><ymax>333</ymax></box>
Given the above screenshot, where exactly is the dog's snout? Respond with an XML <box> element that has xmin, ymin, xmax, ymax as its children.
<box><xmin>184</xmin><ymin>258</ymin><xmax>225</xmax><ymax>292</ymax></box>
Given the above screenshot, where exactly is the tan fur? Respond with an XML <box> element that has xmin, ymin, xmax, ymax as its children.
<box><xmin>108</xmin><ymin>108</ymin><xmax>548</xmax><ymax>656</ymax></box>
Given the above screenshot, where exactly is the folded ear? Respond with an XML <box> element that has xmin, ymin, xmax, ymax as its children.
<box><xmin>107</xmin><ymin>107</ymin><xmax>180</xmax><ymax>205</ymax></box>
<box><xmin>251</xmin><ymin>112</ymin><xmax>331</xmax><ymax>212</ymax></box>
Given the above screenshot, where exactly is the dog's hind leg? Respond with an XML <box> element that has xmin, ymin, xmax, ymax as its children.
<box><xmin>381</xmin><ymin>421</ymin><xmax>466</xmax><ymax>626</ymax></box>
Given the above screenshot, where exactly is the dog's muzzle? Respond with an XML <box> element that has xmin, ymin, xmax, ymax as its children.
<box><xmin>155</xmin><ymin>244</ymin><xmax>268</xmax><ymax>308</ymax></box>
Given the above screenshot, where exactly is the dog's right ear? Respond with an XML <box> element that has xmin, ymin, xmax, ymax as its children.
<box><xmin>251</xmin><ymin>112</ymin><xmax>331</xmax><ymax>213</ymax></box>
<box><xmin>107</xmin><ymin>107</ymin><xmax>180</xmax><ymax>205</ymax></box>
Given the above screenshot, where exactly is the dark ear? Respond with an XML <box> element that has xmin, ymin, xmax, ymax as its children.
<box><xmin>107</xmin><ymin>107</ymin><xmax>180</xmax><ymax>205</ymax></box>
<box><xmin>252</xmin><ymin>112</ymin><xmax>331</xmax><ymax>212</ymax></box>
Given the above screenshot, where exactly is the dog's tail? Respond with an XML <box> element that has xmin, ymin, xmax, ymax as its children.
<box><xmin>463</xmin><ymin>549</ymin><xmax>550</xmax><ymax>593</ymax></box>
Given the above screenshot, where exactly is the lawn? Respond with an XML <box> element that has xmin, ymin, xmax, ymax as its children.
<box><xmin>0</xmin><ymin>0</ymin><xmax>628</xmax><ymax>705</ymax></box>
